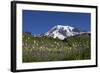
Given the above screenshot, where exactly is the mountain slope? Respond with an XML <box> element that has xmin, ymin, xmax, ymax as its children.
<box><xmin>44</xmin><ymin>25</ymin><xmax>81</xmax><ymax>40</ymax></box>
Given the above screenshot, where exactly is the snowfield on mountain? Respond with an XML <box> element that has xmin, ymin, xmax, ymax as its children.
<box><xmin>44</xmin><ymin>25</ymin><xmax>89</xmax><ymax>40</ymax></box>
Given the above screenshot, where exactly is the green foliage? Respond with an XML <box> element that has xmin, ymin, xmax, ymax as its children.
<box><xmin>22</xmin><ymin>34</ymin><xmax>91</xmax><ymax>62</ymax></box>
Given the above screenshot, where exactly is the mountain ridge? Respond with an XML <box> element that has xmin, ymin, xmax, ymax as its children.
<box><xmin>44</xmin><ymin>25</ymin><xmax>89</xmax><ymax>40</ymax></box>
<box><xmin>24</xmin><ymin>25</ymin><xmax>90</xmax><ymax>40</ymax></box>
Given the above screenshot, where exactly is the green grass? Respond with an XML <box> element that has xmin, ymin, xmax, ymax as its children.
<box><xmin>22</xmin><ymin>33</ymin><xmax>91</xmax><ymax>62</ymax></box>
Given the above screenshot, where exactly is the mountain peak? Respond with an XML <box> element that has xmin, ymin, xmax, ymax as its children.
<box><xmin>55</xmin><ymin>25</ymin><xmax>73</xmax><ymax>29</ymax></box>
<box><xmin>44</xmin><ymin>25</ymin><xmax>81</xmax><ymax>40</ymax></box>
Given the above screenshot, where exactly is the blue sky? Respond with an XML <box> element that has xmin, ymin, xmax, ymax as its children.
<box><xmin>23</xmin><ymin>10</ymin><xmax>91</xmax><ymax>35</ymax></box>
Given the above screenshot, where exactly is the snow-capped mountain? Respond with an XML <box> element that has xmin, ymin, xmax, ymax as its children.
<box><xmin>44</xmin><ymin>25</ymin><xmax>81</xmax><ymax>40</ymax></box>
